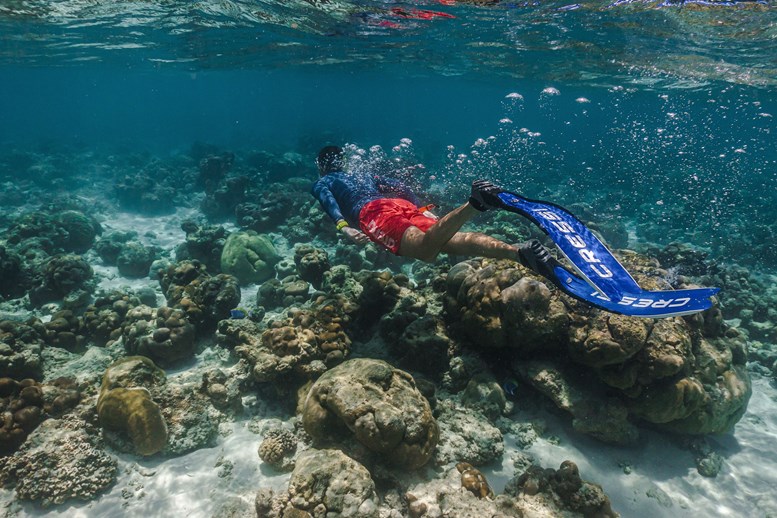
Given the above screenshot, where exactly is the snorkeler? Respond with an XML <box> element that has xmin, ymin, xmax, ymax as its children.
<box><xmin>311</xmin><ymin>145</ymin><xmax>719</xmax><ymax>318</ymax></box>
<box><xmin>311</xmin><ymin>145</ymin><xmax>552</xmax><ymax>271</ymax></box>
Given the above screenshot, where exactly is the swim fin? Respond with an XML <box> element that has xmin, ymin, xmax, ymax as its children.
<box><xmin>495</xmin><ymin>188</ymin><xmax>718</xmax><ymax>318</ymax></box>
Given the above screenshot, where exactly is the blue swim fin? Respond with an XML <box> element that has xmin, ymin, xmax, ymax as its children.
<box><xmin>492</xmin><ymin>189</ymin><xmax>719</xmax><ymax>318</ymax></box>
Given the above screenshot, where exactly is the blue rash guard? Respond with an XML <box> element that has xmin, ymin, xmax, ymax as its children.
<box><xmin>311</xmin><ymin>171</ymin><xmax>422</xmax><ymax>226</ymax></box>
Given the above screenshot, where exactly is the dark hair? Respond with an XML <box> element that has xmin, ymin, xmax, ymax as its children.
<box><xmin>316</xmin><ymin>146</ymin><xmax>344</xmax><ymax>175</ymax></box>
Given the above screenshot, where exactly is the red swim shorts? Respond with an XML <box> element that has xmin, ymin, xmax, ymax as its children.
<box><xmin>358</xmin><ymin>198</ymin><xmax>436</xmax><ymax>254</ymax></box>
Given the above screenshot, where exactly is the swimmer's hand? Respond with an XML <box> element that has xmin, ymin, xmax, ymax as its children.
<box><xmin>342</xmin><ymin>226</ymin><xmax>370</xmax><ymax>245</ymax></box>
<box><xmin>422</xmin><ymin>210</ymin><xmax>438</xmax><ymax>221</ymax></box>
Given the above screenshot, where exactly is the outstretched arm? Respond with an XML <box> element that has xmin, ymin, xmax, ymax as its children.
<box><xmin>311</xmin><ymin>179</ymin><xmax>346</xmax><ymax>224</ymax></box>
<box><xmin>311</xmin><ymin>179</ymin><xmax>369</xmax><ymax>244</ymax></box>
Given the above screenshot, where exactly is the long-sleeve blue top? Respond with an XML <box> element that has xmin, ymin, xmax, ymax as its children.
<box><xmin>311</xmin><ymin>171</ymin><xmax>422</xmax><ymax>226</ymax></box>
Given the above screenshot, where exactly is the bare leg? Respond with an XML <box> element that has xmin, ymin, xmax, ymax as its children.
<box><xmin>399</xmin><ymin>202</ymin><xmax>520</xmax><ymax>262</ymax></box>
<box><xmin>441</xmin><ymin>232</ymin><xmax>520</xmax><ymax>260</ymax></box>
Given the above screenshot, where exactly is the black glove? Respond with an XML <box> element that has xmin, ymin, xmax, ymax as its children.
<box><xmin>469</xmin><ymin>180</ymin><xmax>503</xmax><ymax>211</ymax></box>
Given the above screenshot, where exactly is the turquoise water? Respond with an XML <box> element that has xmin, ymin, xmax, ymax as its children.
<box><xmin>2</xmin><ymin>1</ymin><xmax>776</xmax><ymax>266</ymax></box>
<box><xmin>2</xmin><ymin>1</ymin><xmax>777</xmax><ymax>517</ymax></box>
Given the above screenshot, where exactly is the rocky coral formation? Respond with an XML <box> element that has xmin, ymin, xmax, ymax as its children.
<box><xmin>516</xmin><ymin>361</ymin><xmax>639</xmax><ymax>445</ymax></box>
<box><xmin>505</xmin><ymin>460</ymin><xmax>617</xmax><ymax>517</ymax></box>
<box><xmin>445</xmin><ymin>259</ymin><xmax>569</xmax><ymax>354</ymax></box>
<box><xmin>0</xmin><ymin>376</ymin><xmax>82</xmax><ymax>456</ymax></box>
<box><xmin>4</xmin><ymin>209</ymin><xmax>99</xmax><ymax>256</ymax></box>
<box><xmin>82</xmin><ymin>290</ymin><xmax>143</xmax><ymax>346</ymax></box>
<box><xmin>235</xmin><ymin>182</ymin><xmax>307</xmax><ymax>234</ymax></box>
<box><xmin>200</xmin><ymin>175</ymin><xmax>249</xmax><ymax>221</ymax></box>
<box><xmin>445</xmin><ymin>257</ymin><xmax>751</xmax><ymax>442</ymax></box>
<box><xmin>258</xmin><ymin>427</ymin><xmax>298</xmax><ymax>471</ymax></box>
<box><xmin>294</xmin><ymin>244</ymin><xmax>330</xmax><ymax>288</ymax></box>
<box><xmin>42</xmin><ymin>309</ymin><xmax>84</xmax><ymax>350</ymax></box>
<box><xmin>200</xmin><ymin>368</ymin><xmax>243</xmax><ymax>414</ymax></box>
<box><xmin>254</xmin><ymin>448</ymin><xmax>379</xmax><ymax>518</ymax></box>
<box><xmin>116</xmin><ymin>241</ymin><xmax>158</xmax><ymax>278</ymax></box>
<box><xmin>0</xmin><ymin>319</ymin><xmax>45</xmax><ymax>380</ymax></box>
<box><xmin>94</xmin><ymin>230</ymin><xmax>136</xmax><ymax>266</ymax></box>
<box><xmin>175</xmin><ymin>220</ymin><xmax>230</xmax><ymax>274</ymax></box>
<box><xmin>0</xmin><ymin>378</ymin><xmax>46</xmax><ymax>455</ymax></box>
<box><xmin>0</xmin><ymin>415</ymin><xmax>118</xmax><ymax>507</ymax></box>
<box><xmin>256</xmin><ymin>275</ymin><xmax>311</xmax><ymax>310</ymax></box>
<box><xmin>197</xmin><ymin>152</ymin><xmax>234</xmax><ymax>192</ymax></box>
<box><xmin>0</xmin><ymin>245</ymin><xmax>29</xmax><ymax>300</ymax></box>
<box><xmin>220</xmin><ymin>230</ymin><xmax>280</xmax><ymax>285</ymax></box>
<box><xmin>434</xmin><ymin>399</ymin><xmax>504</xmax><ymax>466</ymax></box>
<box><xmin>220</xmin><ymin>301</ymin><xmax>351</xmax><ymax>384</ymax></box>
<box><xmin>159</xmin><ymin>260</ymin><xmax>241</xmax><ymax>332</ymax></box>
<box><xmin>122</xmin><ymin>305</ymin><xmax>196</xmax><ymax>364</ymax></box>
<box><xmin>301</xmin><ymin>358</ymin><xmax>438</xmax><ymax>469</ymax></box>
<box><xmin>29</xmin><ymin>253</ymin><xmax>94</xmax><ymax>307</ymax></box>
<box><xmin>96</xmin><ymin>356</ymin><xmax>169</xmax><ymax>456</ymax></box>
<box><xmin>114</xmin><ymin>170</ymin><xmax>178</xmax><ymax>214</ymax></box>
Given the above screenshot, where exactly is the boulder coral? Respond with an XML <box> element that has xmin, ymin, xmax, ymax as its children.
<box><xmin>29</xmin><ymin>254</ymin><xmax>94</xmax><ymax>307</ymax></box>
<box><xmin>0</xmin><ymin>378</ymin><xmax>46</xmax><ymax>455</ymax></box>
<box><xmin>258</xmin><ymin>428</ymin><xmax>298</xmax><ymax>471</ymax></box>
<box><xmin>96</xmin><ymin>356</ymin><xmax>168</xmax><ymax>456</ymax></box>
<box><xmin>0</xmin><ymin>415</ymin><xmax>118</xmax><ymax>508</ymax></box>
<box><xmin>0</xmin><ymin>319</ymin><xmax>46</xmax><ymax>380</ymax></box>
<box><xmin>294</xmin><ymin>244</ymin><xmax>330</xmax><ymax>288</ymax></box>
<box><xmin>159</xmin><ymin>260</ymin><xmax>241</xmax><ymax>332</ymax></box>
<box><xmin>254</xmin><ymin>448</ymin><xmax>379</xmax><ymax>518</ymax></box>
<box><xmin>220</xmin><ymin>230</ymin><xmax>280</xmax><ymax>285</ymax></box>
<box><xmin>445</xmin><ymin>256</ymin><xmax>751</xmax><ymax>441</ymax></box>
<box><xmin>122</xmin><ymin>305</ymin><xmax>196</xmax><ymax>365</ymax></box>
<box><xmin>505</xmin><ymin>460</ymin><xmax>617</xmax><ymax>517</ymax></box>
<box><xmin>220</xmin><ymin>301</ymin><xmax>351</xmax><ymax>384</ymax></box>
<box><xmin>301</xmin><ymin>358</ymin><xmax>438</xmax><ymax>469</ymax></box>
<box><xmin>82</xmin><ymin>290</ymin><xmax>143</xmax><ymax>346</ymax></box>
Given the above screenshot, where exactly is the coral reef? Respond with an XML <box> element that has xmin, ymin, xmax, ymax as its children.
<box><xmin>445</xmin><ymin>257</ymin><xmax>751</xmax><ymax>442</ymax></box>
<box><xmin>42</xmin><ymin>309</ymin><xmax>84</xmax><ymax>350</ymax></box>
<box><xmin>505</xmin><ymin>460</ymin><xmax>617</xmax><ymax>517</ymax></box>
<box><xmin>201</xmin><ymin>175</ymin><xmax>249</xmax><ymax>221</ymax></box>
<box><xmin>175</xmin><ymin>220</ymin><xmax>229</xmax><ymax>275</ymax></box>
<box><xmin>121</xmin><ymin>305</ymin><xmax>196</xmax><ymax>364</ymax></box>
<box><xmin>4</xmin><ymin>209</ymin><xmax>99</xmax><ymax>255</ymax></box>
<box><xmin>0</xmin><ymin>376</ymin><xmax>82</xmax><ymax>456</ymax></box>
<box><xmin>200</xmin><ymin>368</ymin><xmax>243</xmax><ymax>414</ymax></box>
<box><xmin>254</xmin><ymin>448</ymin><xmax>379</xmax><ymax>518</ymax></box>
<box><xmin>220</xmin><ymin>302</ymin><xmax>350</xmax><ymax>383</ymax></box>
<box><xmin>0</xmin><ymin>415</ymin><xmax>118</xmax><ymax>507</ymax></box>
<box><xmin>220</xmin><ymin>230</ymin><xmax>280</xmax><ymax>285</ymax></box>
<box><xmin>258</xmin><ymin>427</ymin><xmax>298</xmax><ymax>471</ymax></box>
<box><xmin>294</xmin><ymin>244</ymin><xmax>330</xmax><ymax>288</ymax></box>
<box><xmin>456</xmin><ymin>462</ymin><xmax>494</xmax><ymax>499</ymax></box>
<box><xmin>301</xmin><ymin>358</ymin><xmax>438</xmax><ymax>469</ymax></box>
<box><xmin>113</xmin><ymin>167</ymin><xmax>183</xmax><ymax>214</ymax></box>
<box><xmin>0</xmin><ymin>378</ymin><xmax>45</xmax><ymax>455</ymax></box>
<box><xmin>197</xmin><ymin>152</ymin><xmax>234</xmax><ymax>193</ymax></box>
<box><xmin>94</xmin><ymin>230</ymin><xmax>136</xmax><ymax>266</ymax></box>
<box><xmin>159</xmin><ymin>260</ymin><xmax>241</xmax><ymax>332</ymax></box>
<box><xmin>29</xmin><ymin>254</ymin><xmax>94</xmax><ymax>307</ymax></box>
<box><xmin>0</xmin><ymin>319</ymin><xmax>45</xmax><ymax>380</ymax></box>
<box><xmin>434</xmin><ymin>399</ymin><xmax>504</xmax><ymax>466</ymax></box>
<box><xmin>82</xmin><ymin>290</ymin><xmax>143</xmax><ymax>346</ymax></box>
<box><xmin>256</xmin><ymin>275</ymin><xmax>311</xmax><ymax>310</ymax></box>
<box><xmin>96</xmin><ymin>356</ymin><xmax>169</xmax><ymax>456</ymax></box>
<box><xmin>116</xmin><ymin>241</ymin><xmax>158</xmax><ymax>278</ymax></box>
<box><xmin>0</xmin><ymin>245</ymin><xmax>29</xmax><ymax>300</ymax></box>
